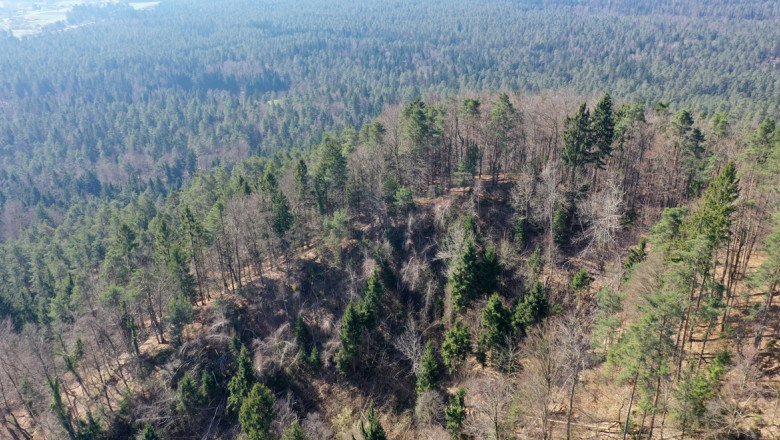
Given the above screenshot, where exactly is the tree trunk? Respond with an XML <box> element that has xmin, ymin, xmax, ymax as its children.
<box><xmin>622</xmin><ymin>374</ymin><xmax>638</xmax><ymax>440</ymax></box>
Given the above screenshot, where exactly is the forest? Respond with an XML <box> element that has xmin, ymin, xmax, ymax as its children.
<box><xmin>0</xmin><ymin>0</ymin><xmax>779</xmax><ymax>439</ymax></box>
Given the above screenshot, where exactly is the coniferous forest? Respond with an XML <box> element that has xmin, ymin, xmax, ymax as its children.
<box><xmin>0</xmin><ymin>0</ymin><xmax>779</xmax><ymax>439</ymax></box>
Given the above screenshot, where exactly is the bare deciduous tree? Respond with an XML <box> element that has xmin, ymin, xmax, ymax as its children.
<box><xmin>464</xmin><ymin>376</ymin><xmax>515</xmax><ymax>440</ymax></box>
<box><xmin>520</xmin><ymin>320</ymin><xmax>565</xmax><ymax>440</ymax></box>
<box><xmin>575</xmin><ymin>174</ymin><xmax>624</xmax><ymax>260</ymax></box>
<box><xmin>393</xmin><ymin>316</ymin><xmax>425</xmax><ymax>376</ymax></box>
<box><xmin>557</xmin><ymin>312</ymin><xmax>592</xmax><ymax>440</ymax></box>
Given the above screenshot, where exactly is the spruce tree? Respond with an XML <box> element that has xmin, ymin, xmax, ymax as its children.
<box><xmin>514</xmin><ymin>282</ymin><xmax>549</xmax><ymax>332</ymax></box>
<box><xmin>228</xmin><ymin>345</ymin><xmax>256</xmax><ymax>411</ymax></box>
<box><xmin>358</xmin><ymin>403</ymin><xmax>387</xmax><ymax>440</ymax></box>
<box><xmin>481</xmin><ymin>293</ymin><xmax>513</xmax><ymax>351</ymax></box>
<box><xmin>282</xmin><ymin>421</ymin><xmax>309</xmax><ymax>440</ymax></box>
<box><xmin>360</xmin><ymin>269</ymin><xmax>384</xmax><ymax>330</ymax></box>
<box><xmin>477</xmin><ymin>245</ymin><xmax>502</xmax><ymax>297</ymax></box>
<box><xmin>445</xmin><ymin>388</ymin><xmax>466</xmax><ymax>440</ymax></box>
<box><xmin>571</xmin><ymin>269</ymin><xmax>592</xmax><ymax>292</ymax></box>
<box><xmin>336</xmin><ymin>301</ymin><xmax>362</xmax><ymax>375</ymax></box>
<box><xmin>176</xmin><ymin>372</ymin><xmax>199</xmax><ymax>417</ymax></box>
<box><xmin>272</xmin><ymin>190</ymin><xmax>295</xmax><ymax>238</ymax></box>
<box><xmin>416</xmin><ymin>341</ymin><xmax>439</xmax><ymax>394</ymax></box>
<box><xmin>442</xmin><ymin>321</ymin><xmax>471</xmax><ymax>373</ymax></box>
<box><xmin>450</xmin><ymin>241</ymin><xmax>479</xmax><ymax>313</ymax></box>
<box><xmin>562</xmin><ymin>103</ymin><xmax>592</xmax><ymax>184</ymax></box>
<box><xmin>239</xmin><ymin>383</ymin><xmax>276</xmax><ymax>440</ymax></box>
<box><xmin>590</xmin><ymin>93</ymin><xmax>615</xmax><ymax>170</ymax></box>
<box><xmin>140</xmin><ymin>424</ymin><xmax>161</xmax><ymax>440</ymax></box>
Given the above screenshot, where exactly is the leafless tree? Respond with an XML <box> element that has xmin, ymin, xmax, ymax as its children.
<box><xmin>415</xmin><ymin>389</ymin><xmax>445</xmax><ymax>426</ymax></box>
<box><xmin>464</xmin><ymin>376</ymin><xmax>515</xmax><ymax>440</ymax></box>
<box><xmin>705</xmin><ymin>346</ymin><xmax>764</xmax><ymax>438</ymax></box>
<box><xmin>393</xmin><ymin>316</ymin><xmax>425</xmax><ymax>376</ymax></box>
<box><xmin>520</xmin><ymin>320</ymin><xmax>565</xmax><ymax>440</ymax></box>
<box><xmin>557</xmin><ymin>312</ymin><xmax>592</xmax><ymax>440</ymax></box>
<box><xmin>575</xmin><ymin>174</ymin><xmax>624</xmax><ymax>260</ymax></box>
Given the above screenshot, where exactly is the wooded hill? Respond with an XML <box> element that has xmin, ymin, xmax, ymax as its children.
<box><xmin>1</xmin><ymin>89</ymin><xmax>778</xmax><ymax>439</ymax></box>
<box><xmin>0</xmin><ymin>0</ymin><xmax>779</xmax><ymax>439</ymax></box>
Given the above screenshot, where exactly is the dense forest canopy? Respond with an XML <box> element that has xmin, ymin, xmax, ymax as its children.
<box><xmin>0</xmin><ymin>0</ymin><xmax>778</xmax><ymax>239</ymax></box>
<box><xmin>0</xmin><ymin>1</ymin><xmax>779</xmax><ymax>439</ymax></box>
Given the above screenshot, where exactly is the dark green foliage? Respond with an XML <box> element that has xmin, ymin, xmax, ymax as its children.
<box><xmin>315</xmin><ymin>136</ymin><xmax>348</xmax><ymax>215</ymax></box>
<box><xmin>445</xmin><ymin>388</ymin><xmax>466</xmax><ymax>440</ymax></box>
<box><xmin>357</xmin><ymin>404</ymin><xmax>387</xmax><ymax>440</ymax></box>
<box><xmin>482</xmin><ymin>294</ymin><xmax>513</xmax><ymax>351</ymax></box>
<box><xmin>553</xmin><ymin>207</ymin><xmax>569</xmax><ymax>246</ymax></box>
<box><xmin>167</xmin><ymin>293</ymin><xmax>193</xmax><ymax>346</ymax></box>
<box><xmin>514</xmin><ymin>282</ymin><xmax>549</xmax><ymax>332</ymax></box>
<box><xmin>528</xmin><ymin>245</ymin><xmax>544</xmax><ymax>278</ymax></box>
<box><xmin>74</xmin><ymin>411</ymin><xmax>103</xmax><ymax>440</ymax></box>
<box><xmin>272</xmin><ymin>191</ymin><xmax>295</xmax><ymax>238</ymax></box>
<box><xmin>282</xmin><ymin>421</ymin><xmax>309</xmax><ymax>440</ymax></box>
<box><xmin>239</xmin><ymin>383</ymin><xmax>276</xmax><ymax>440</ymax></box>
<box><xmin>673</xmin><ymin>352</ymin><xmax>731</xmax><ymax>430</ymax></box>
<box><xmin>49</xmin><ymin>376</ymin><xmax>75</xmax><ymax>439</ymax></box>
<box><xmin>571</xmin><ymin>269</ymin><xmax>592</xmax><ymax>292</ymax></box>
<box><xmin>624</xmin><ymin>238</ymin><xmax>647</xmax><ymax>273</ymax></box>
<box><xmin>336</xmin><ymin>302</ymin><xmax>362</xmax><ymax>376</ymax></box>
<box><xmin>176</xmin><ymin>372</ymin><xmax>199</xmax><ymax>417</ymax></box>
<box><xmin>513</xmin><ymin>216</ymin><xmax>528</xmax><ymax>250</ymax></box>
<box><xmin>416</xmin><ymin>342</ymin><xmax>440</xmax><ymax>394</ymax></box>
<box><xmin>478</xmin><ymin>245</ymin><xmax>502</xmax><ymax>297</ymax></box>
<box><xmin>295</xmin><ymin>315</ymin><xmax>313</xmax><ymax>353</ymax></box>
<box><xmin>590</xmin><ymin>93</ymin><xmax>615</xmax><ymax>169</ymax></box>
<box><xmin>562</xmin><ymin>103</ymin><xmax>592</xmax><ymax>178</ymax></box>
<box><xmin>199</xmin><ymin>370</ymin><xmax>218</xmax><ymax>406</ymax></box>
<box><xmin>228</xmin><ymin>345</ymin><xmax>256</xmax><ymax>411</ymax></box>
<box><xmin>449</xmin><ymin>237</ymin><xmax>501</xmax><ymax>314</ymax></box>
<box><xmin>308</xmin><ymin>345</ymin><xmax>322</xmax><ymax>371</ymax></box>
<box><xmin>140</xmin><ymin>424</ymin><xmax>162</xmax><ymax>440</ymax></box>
<box><xmin>592</xmin><ymin>287</ymin><xmax>624</xmax><ymax>355</ymax></box>
<box><xmin>394</xmin><ymin>187</ymin><xmax>414</xmax><ymax>214</ymax></box>
<box><xmin>442</xmin><ymin>321</ymin><xmax>471</xmax><ymax>373</ymax></box>
<box><xmin>360</xmin><ymin>269</ymin><xmax>384</xmax><ymax>330</ymax></box>
<box><xmin>686</xmin><ymin>161</ymin><xmax>740</xmax><ymax>247</ymax></box>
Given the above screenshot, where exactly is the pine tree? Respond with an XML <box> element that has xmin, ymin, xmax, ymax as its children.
<box><xmin>49</xmin><ymin>376</ymin><xmax>75</xmax><ymax>439</ymax></box>
<box><xmin>416</xmin><ymin>341</ymin><xmax>439</xmax><ymax>394</ymax></box>
<box><xmin>442</xmin><ymin>321</ymin><xmax>471</xmax><ymax>373</ymax></box>
<box><xmin>450</xmin><ymin>241</ymin><xmax>479</xmax><ymax>313</ymax></box>
<box><xmin>239</xmin><ymin>383</ymin><xmax>276</xmax><ymax>440</ymax></box>
<box><xmin>282</xmin><ymin>421</ymin><xmax>309</xmax><ymax>440</ymax></box>
<box><xmin>445</xmin><ymin>388</ymin><xmax>466</xmax><ymax>440</ymax></box>
<box><xmin>336</xmin><ymin>301</ymin><xmax>362</xmax><ymax>375</ymax></box>
<box><xmin>685</xmin><ymin>161</ymin><xmax>739</xmax><ymax>248</ymax></box>
<box><xmin>272</xmin><ymin>190</ymin><xmax>295</xmax><ymax>238</ymax></box>
<box><xmin>294</xmin><ymin>315</ymin><xmax>313</xmax><ymax>352</ymax></box>
<box><xmin>357</xmin><ymin>403</ymin><xmax>387</xmax><ymax>440</ymax></box>
<box><xmin>571</xmin><ymin>269</ymin><xmax>592</xmax><ymax>292</ymax></box>
<box><xmin>590</xmin><ymin>93</ymin><xmax>615</xmax><ymax>170</ymax></box>
<box><xmin>139</xmin><ymin>424</ymin><xmax>161</xmax><ymax>440</ymax></box>
<box><xmin>562</xmin><ymin>103</ymin><xmax>592</xmax><ymax>185</ymax></box>
<box><xmin>477</xmin><ymin>245</ymin><xmax>502</xmax><ymax>296</ymax></box>
<box><xmin>360</xmin><ymin>269</ymin><xmax>384</xmax><ymax>330</ymax></box>
<box><xmin>482</xmin><ymin>293</ymin><xmax>513</xmax><ymax>351</ymax></box>
<box><xmin>228</xmin><ymin>345</ymin><xmax>256</xmax><ymax>411</ymax></box>
<box><xmin>199</xmin><ymin>369</ymin><xmax>218</xmax><ymax>406</ymax></box>
<box><xmin>553</xmin><ymin>206</ymin><xmax>568</xmax><ymax>246</ymax></box>
<box><xmin>176</xmin><ymin>372</ymin><xmax>199</xmax><ymax>417</ymax></box>
<box><xmin>514</xmin><ymin>282</ymin><xmax>549</xmax><ymax>332</ymax></box>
